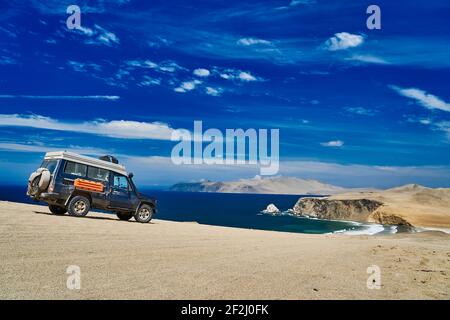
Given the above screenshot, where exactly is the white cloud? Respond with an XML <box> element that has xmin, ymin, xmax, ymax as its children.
<box><xmin>320</xmin><ymin>140</ymin><xmax>344</xmax><ymax>147</ymax></box>
<box><xmin>390</xmin><ymin>85</ymin><xmax>450</xmax><ymax>112</ymax></box>
<box><xmin>126</xmin><ymin>59</ymin><xmax>185</xmax><ymax>73</ymax></box>
<box><xmin>238</xmin><ymin>71</ymin><xmax>257</xmax><ymax>82</ymax></box>
<box><xmin>73</xmin><ymin>24</ymin><xmax>119</xmax><ymax>47</ymax></box>
<box><xmin>205</xmin><ymin>87</ymin><xmax>222</xmax><ymax>96</ymax></box>
<box><xmin>237</xmin><ymin>38</ymin><xmax>271</xmax><ymax>46</ymax></box>
<box><xmin>344</xmin><ymin>107</ymin><xmax>377</xmax><ymax>116</ymax></box>
<box><xmin>76</xmin><ymin>26</ymin><xmax>94</xmax><ymax>37</ymax></box>
<box><xmin>0</xmin><ymin>95</ymin><xmax>119</xmax><ymax>101</ymax></box>
<box><xmin>158</xmin><ymin>61</ymin><xmax>184</xmax><ymax>73</ymax></box>
<box><xmin>67</xmin><ymin>60</ymin><xmax>102</xmax><ymax>72</ymax></box>
<box><xmin>193</xmin><ymin>68</ymin><xmax>210</xmax><ymax>77</ymax></box>
<box><xmin>290</xmin><ymin>0</ymin><xmax>315</xmax><ymax>6</ymax></box>
<box><xmin>0</xmin><ymin>114</ymin><xmax>174</xmax><ymax>140</ymax></box>
<box><xmin>324</xmin><ymin>32</ymin><xmax>364</xmax><ymax>51</ymax></box>
<box><xmin>139</xmin><ymin>76</ymin><xmax>161</xmax><ymax>86</ymax></box>
<box><xmin>125</xmin><ymin>60</ymin><xmax>158</xmax><ymax>68</ymax></box>
<box><xmin>174</xmin><ymin>80</ymin><xmax>202</xmax><ymax>93</ymax></box>
<box><xmin>346</xmin><ymin>54</ymin><xmax>389</xmax><ymax>65</ymax></box>
<box><xmin>419</xmin><ymin>118</ymin><xmax>432</xmax><ymax>125</ymax></box>
<box><xmin>95</xmin><ymin>25</ymin><xmax>119</xmax><ymax>46</ymax></box>
<box><xmin>218</xmin><ymin>69</ymin><xmax>261</xmax><ymax>82</ymax></box>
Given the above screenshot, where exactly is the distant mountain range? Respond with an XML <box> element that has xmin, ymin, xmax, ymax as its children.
<box><xmin>169</xmin><ymin>176</ymin><xmax>350</xmax><ymax>195</ymax></box>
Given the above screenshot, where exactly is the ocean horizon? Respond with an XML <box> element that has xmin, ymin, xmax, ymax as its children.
<box><xmin>0</xmin><ymin>185</ymin><xmax>395</xmax><ymax>235</ymax></box>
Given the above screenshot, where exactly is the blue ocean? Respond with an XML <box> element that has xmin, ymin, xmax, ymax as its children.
<box><xmin>0</xmin><ymin>185</ymin><xmax>394</xmax><ymax>235</ymax></box>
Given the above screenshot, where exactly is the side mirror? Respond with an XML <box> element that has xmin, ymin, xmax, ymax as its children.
<box><xmin>128</xmin><ymin>172</ymin><xmax>134</xmax><ymax>179</ymax></box>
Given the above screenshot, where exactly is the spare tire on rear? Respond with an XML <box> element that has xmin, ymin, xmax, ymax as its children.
<box><xmin>38</xmin><ymin>170</ymin><xmax>51</xmax><ymax>191</ymax></box>
<box><xmin>27</xmin><ymin>168</ymin><xmax>51</xmax><ymax>196</ymax></box>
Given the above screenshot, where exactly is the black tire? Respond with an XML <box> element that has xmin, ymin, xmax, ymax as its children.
<box><xmin>116</xmin><ymin>212</ymin><xmax>133</xmax><ymax>221</ymax></box>
<box><xmin>68</xmin><ymin>195</ymin><xmax>91</xmax><ymax>217</ymax></box>
<box><xmin>134</xmin><ymin>204</ymin><xmax>153</xmax><ymax>223</ymax></box>
<box><xmin>49</xmin><ymin>205</ymin><xmax>67</xmax><ymax>215</ymax></box>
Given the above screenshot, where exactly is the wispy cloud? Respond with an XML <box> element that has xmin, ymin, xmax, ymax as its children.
<box><xmin>344</xmin><ymin>107</ymin><xmax>378</xmax><ymax>116</ymax></box>
<box><xmin>345</xmin><ymin>54</ymin><xmax>389</xmax><ymax>65</ymax></box>
<box><xmin>174</xmin><ymin>80</ymin><xmax>202</xmax><ymax>93</ymax></box>
<box><xmin>237</xmin><ymin>38</ymin><xmax>271</xmax><ymax>46</ymax></box>
<box><xmin>0</xmin><ymin>114</ymin><xmax>174</xmax><ymax>140</ymax></box>
<box><xmin>323</xmin><ymin>32</ymin><xmax>364</xmax><ymax>51</ymax></box>
<box><xmin>70</xmin><ymin>24</ymin><xmax>120</xmax><ymax>47</ymax></box>
<box><xmin>93</xmin><ymin>25</ymin><xmax>119</xmax><ymax>46</ymax></box>
<box><xmin>0</xmin><ymin>26</ymin><xmax>17</xmax><ymax>38</ymax></box>
<box><xmin>0</xmin><ymin>95</ymin><xmax>120</xmax><ymax>101</ymax></box>
<box><xmin>67</xmin><ymin>60</ymin><xmax>102</xmax><ymax>72</ymax></box>
<box><xmin>193</xmin><ymin>68</ymin><xmax>210</xmax><ymax>77</ymax></box>
<box><xmin>390</xmin><ymin>85</ymin><xmax>450</xmax><ymax>112</ymax></box>
<box><xmin>289</xmin><ymin>0</ymin><xmax>315</xmax><ymax>6</ymax></box>
<box><xmin>205</xmin><ymin>87</ymin><xmax>222</xmax><ymax>97</ymax></box>
<box><xmin>218</xmin><ymin>69</ymin><xmax>262</xmax><ymax>82</ymax></box>
<box><xmin>0</xmin><ymin>142</ymin><xmax>110</xmax><ymax>156</ymax></box>
<box><xmin>125</xmin><ymin>59</ymin><xmax>186</xmax><ymax>73</ymax></box>
<box><xmin>435</xmin><ymin>121</ymin><xmax>450</xmax><ymax>139</ymax></box>
<box><xmin>0</xmin><ymin>56</ymin><xmax>18</xmax><ymax>65</ymax></box>
<box><xmin>139</xmin><ymin>76</ymin><xmax>161</xmax><ymax>86</ymax></box>
<box><xmin>320</xmin><ymin>140</ymin><xmax>344</xmax><ymax>147</ymax></box>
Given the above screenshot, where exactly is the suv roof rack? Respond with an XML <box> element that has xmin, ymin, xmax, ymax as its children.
<box><xmin>44</xmin><ymin>151</ymin><xmax>128</xmax><ymax>176</ymax></box>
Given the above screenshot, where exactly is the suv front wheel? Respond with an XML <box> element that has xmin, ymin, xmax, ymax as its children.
<box><xmin>134</xmin><ymin>204</ymin><xmax>153</xmax><ymax>223</ymax></box>
<box><xmin>68</xmin><ymin>195</ymin><xmax>91</xmax><ymax>217</ymax></box>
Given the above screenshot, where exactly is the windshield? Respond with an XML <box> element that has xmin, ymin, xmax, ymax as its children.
<box><xmin>40</xmin><ymin>160</ymin><xmax>58</xmax><ymax>174</ymax></box>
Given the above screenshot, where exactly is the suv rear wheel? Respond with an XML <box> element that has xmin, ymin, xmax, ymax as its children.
<box><xmin>68</xmin><ymin>195</ymin><xmax>91</xmax><ymax>217</ymax></box>
<box><xmin>116</xmin><ymin>212</ymin><xmax>133</xmax><ymax>221</ymax></box>
<box><xmin>134</xmin><ymin>204</ymin><xmax>153</xmax><ymax>223</ymax></box>
<box><xmin>49</xmin><ymin>204</ymin><xmax>67</xmax><ymax>215</ymax></box>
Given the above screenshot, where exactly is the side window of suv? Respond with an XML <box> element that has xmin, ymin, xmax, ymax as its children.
<box><xmin>87</xmin><ymin>167</ymin><xmax>109</xmax><ymax>181</ymax></box>
<box><xmin>113</xmin><ymin>175</ymin><xmax>128</xmax><ymax>190</ymax></box>
<box><xmin>64</xmin><ymin>161</ymin><xmax>87</xmax><ymax>177</ymax></box>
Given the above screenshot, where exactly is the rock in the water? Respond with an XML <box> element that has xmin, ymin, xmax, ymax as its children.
<box><xmin>262</xmin><ymin>204</ymin><xmax>280</xmax><ymax>214</ymax></box>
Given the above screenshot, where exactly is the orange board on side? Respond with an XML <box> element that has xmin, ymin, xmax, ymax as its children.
<box><xmin>74</xmin><ymin>179</ymin><xmax>104</xmax><ymax>193</ymax></box>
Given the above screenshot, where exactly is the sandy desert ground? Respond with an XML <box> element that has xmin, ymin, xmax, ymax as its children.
<box><xmin>0</xmin><ymin>201</ymin><xmax>449</xmax><ymax>299</ymax></box>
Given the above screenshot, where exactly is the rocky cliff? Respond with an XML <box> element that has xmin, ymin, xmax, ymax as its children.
<box><xmin>291</xmin><ymin>185</ymin><xmax>450</xmax><ymax>228</ymax></box>
<box><xmin>293</xmin><ymin>198</ymin><xmax>383</xmax><ymax>222</ymax></box>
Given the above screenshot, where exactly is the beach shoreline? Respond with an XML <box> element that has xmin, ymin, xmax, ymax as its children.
<box><xmin>0</xmin><ymin>201</ymin><xmax>449</xmax><ymax>299</ymax></box>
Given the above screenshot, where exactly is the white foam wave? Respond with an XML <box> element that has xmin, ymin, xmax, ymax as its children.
<box><xmin>333</xmin><ymin>223</ymin><xmax>386</xmax><ymax>235</ymax></box>
<box><xmin>415</xmin><ymin>226</ymin><xmax>450</xmax><ymax>234</ymax></box>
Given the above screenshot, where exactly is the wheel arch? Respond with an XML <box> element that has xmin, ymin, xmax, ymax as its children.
<box><xmin>135</xmin><ymin>201</ymin><xmax>155</xmax><ymax>214</ymax></box>
<box><xmin>65</xmin><ymin>190</ymin><xmax>93</xmax><ymax>206</ymax></box>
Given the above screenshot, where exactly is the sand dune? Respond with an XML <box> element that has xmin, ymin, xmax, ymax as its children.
<box><xmin>0</xmin><ymin>201</ymin><xmax>449</xmax><ymax>299</ymax></box>
<box><xmin>328</xmin><ymin>184</ymin><xmax>450</xmax><ymax>228</ymax></box>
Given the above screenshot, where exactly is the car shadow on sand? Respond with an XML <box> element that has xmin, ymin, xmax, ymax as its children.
<box><xmin>33</xmin><ymin>211</ymin><xmax>156</xmax><ymax>224</ymax></box>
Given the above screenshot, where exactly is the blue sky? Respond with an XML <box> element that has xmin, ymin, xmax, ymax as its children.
<box><xmin>0</xmin><ymin>0</ymin><xmax>449</xmax><ymax>188</ymax></box>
